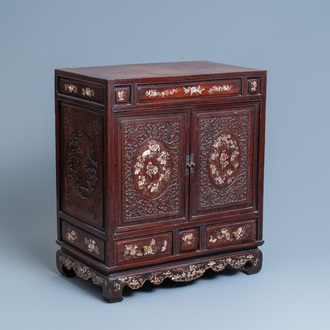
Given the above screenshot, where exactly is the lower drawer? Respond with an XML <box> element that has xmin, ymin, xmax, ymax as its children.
<box><xmin>206</xmin><ymin>219</ymin><xmax>256</xmax><ymax>248</ymax></box>
<box><xmin>61</xmin><ymin>221</ymin><xmax>105</xmax><ymax>261</ymax></box>
<box><xmin>116</xmin><ymin>233</ymin><xmax>172</xmax><ymax>264</ymax></box>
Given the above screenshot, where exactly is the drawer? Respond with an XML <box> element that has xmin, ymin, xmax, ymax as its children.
<box><xmin>138</xmin><ymin>79</ymin><xmax>241</xmax><ymax>102</ymax></box>
<box><xmin>206</xmin><ymin>219</ymin><xmax>256</xmax><ymax>248</ymax></box>
<box><xmin>116</xmin><ymin>233</ymin><xmax>172</xmax><ymax>264</ymax></box>
<box><xmin>179</xmin><ymin>228</ymin><xmax>199</xmax><ymax>253</ymax></box>
<box><xmin>61</xmin><ymin>221</ymin><xmax>105</xmax><ymax>261</ymax></box>
<box><xmin>58</xmin><ymin>78</ymin><xmax>105</xmax><ymax>104</ymax></box>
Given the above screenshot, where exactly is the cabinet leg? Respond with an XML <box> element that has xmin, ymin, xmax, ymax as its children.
<box><xmin>241</xmin><ymin>249</ymin><xmax>263</xmax><ymax>275</ymax></box>
<box><xmin>56</xmin><ymin>250</ymin><xmax>75</xmax><ymax>277</ymax></box>
<box><xmin>102</xmin><ymin>279</ymin><xmax>123</xmax><ymax>303</ymax></box>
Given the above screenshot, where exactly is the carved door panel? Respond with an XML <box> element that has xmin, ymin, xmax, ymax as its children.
<box><xmin>191</xmin><ymin>104</ymin><xmax>258</xmax><ymax>217</ymax></box>
<box><xmin>118</xmin><ymin>113</ymin><xmax>188</xmax><ymax>225</ymax></box>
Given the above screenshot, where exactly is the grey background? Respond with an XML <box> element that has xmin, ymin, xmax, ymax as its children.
<box><xmin>1</xmin><ymin>0</ymin><xmax>329</xmax><ymax>329</ymax></box>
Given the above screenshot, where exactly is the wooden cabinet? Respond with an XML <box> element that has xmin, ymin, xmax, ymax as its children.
<box><xmin>55</xmin><ymin>61</ymin><xmax>266</xmax><ymax>302</ymax></box>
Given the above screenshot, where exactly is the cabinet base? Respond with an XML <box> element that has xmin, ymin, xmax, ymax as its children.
<box><xmin>56</xmin><ymin>248</ymin><xmax>262</xmax><ymax>303</ymax></box>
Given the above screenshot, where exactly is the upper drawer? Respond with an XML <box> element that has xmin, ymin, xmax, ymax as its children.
<box><xmin>58</xmin><ymin>78</ymin><xmax>105</xmax><ymax>104</ymax></box>
<box><xmin>116</xmin><ymin>232</ymin><xmax>172</xmax><ymax>264</ymax></box>
<box><xmin>206</xmin><ymin>219</ymin><xmax>256</xmax><ymax>248</ymax></box>
<box><xmin>137</xmin><ymin>79</ymin><xmax>241</xmax><ymax>102</ymax></box>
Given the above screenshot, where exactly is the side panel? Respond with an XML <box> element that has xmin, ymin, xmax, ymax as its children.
<box><xmin>59</xmin><ymin>103</ymin><xmax>104</xmax><ymax>229</ymax></box>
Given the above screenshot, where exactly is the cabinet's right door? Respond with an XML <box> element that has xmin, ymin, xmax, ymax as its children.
<box><xmin>191</xmin><ymin>103</ymin><xmax>259</xmax><ymax>218</ymax></box>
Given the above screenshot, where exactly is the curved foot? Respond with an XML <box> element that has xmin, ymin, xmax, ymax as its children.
<box><xmin>102</xmin><ymin>279</ymin><xmax>124</xmax><ymax>303</ymax></box>
<box><xmin>56</xmin><ymin>250</ymin><xmax>75</xmax><ymax>277</ymax></box>
<box><xmin>241</xmin><ymin>249</ymin><xmax>262</xmax><ymax>275</ymax></box>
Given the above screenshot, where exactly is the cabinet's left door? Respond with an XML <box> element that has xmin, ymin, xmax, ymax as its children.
<box><xmin>58</xmin><ymin>103</ymin><xmax>104</xmax><ymax>230</ymax></box>
<box><xmin>117</xmin><ymin>112</ymin><xmax>189</xmax><ymax>228</ymax></box>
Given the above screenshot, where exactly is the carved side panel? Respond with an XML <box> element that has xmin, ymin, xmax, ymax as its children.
<box><xmin>119</xmin><ymin>114</ymin><xmax>187</xmax><ymax>224</ymax></box>
<box><xmin>195</xmin><ymin>108</ymin><xmax>254</xmax><ymax>212</ymax></box>
<box><xmin>60</xmin><ymin>104</ymin><xmax>104</xmax><ymax>229</ymax></box>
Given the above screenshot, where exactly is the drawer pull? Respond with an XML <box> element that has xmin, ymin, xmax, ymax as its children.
<box><xmin>122</xmin><ymin>238</ymin><xmax>169</xmax><ymax>261</ymax></box>
<box><xmin>142</xmin><ymin>245</ymin><xmax>153</xmax><ymax>254</ymax></box>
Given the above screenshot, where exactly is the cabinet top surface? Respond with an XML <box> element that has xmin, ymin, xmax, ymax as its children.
<box><xmin>56</xmin><ymin>61</ymin><xmax>266</xmax><ymax>80</ymax></box>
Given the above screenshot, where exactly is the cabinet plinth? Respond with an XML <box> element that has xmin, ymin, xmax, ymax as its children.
<box><xmin>55</xmin><ymin>61</ymin><xmax>267</xmax><ymax>302</ymax></box>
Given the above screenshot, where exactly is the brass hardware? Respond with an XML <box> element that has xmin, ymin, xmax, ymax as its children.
<box><xmin>231</xmin><ymin>231</ymin><xmax>239</xmax><ymax>239</ymax></box>
<box><xmin>142</xmin><ymin>245</ymin><xmax>152</xmax><ymax>254</ymax></box>
<box><xmin>186</xmin><ymin>155</ymin><xmax>195</xmax><ymax>174</ymax></box>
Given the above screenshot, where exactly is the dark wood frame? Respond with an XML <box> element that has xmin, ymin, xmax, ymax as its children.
<box><xmin>55</xmin><ymin>61</ymin><xmax>267</xmax><ymax>302</ymax></box>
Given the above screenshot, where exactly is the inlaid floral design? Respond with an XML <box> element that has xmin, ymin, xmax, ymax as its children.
<box><xmin>183</xmin><ymin>85</ymin><xmax>205</xmax><ymax>95</ymax></box>
<box><xmin>250</xmin><ymin>80</ymin><xmax>257</xmax><ymax>92</ymax></box>
<box><xmin>208</xmin><ymin>133</ymin><xmax>240</xmax><ymax>188</ymax></box>
<box><xmin>58</xmin><ymin>253</ymin><xmax>107</xmax><ymax>287</ymax></box>
<box><xmin>64</xmin><ymin>84</ymin><xmax>78</xmax><ymax>93</ymax></box>
<box><xmin>117</xmin><ymin>90</ymin><xmax>126</xmax><ymax>101</ymax></box>
<box><xmin>123</xmin><ymin>239</ymin><xmax>168</xmax><ymax>259</ymax></box>
<box><xmin>182</xmin><ymin>233</ymin><xmax>194</xmax><ymax>246</ymax></box>
<box><xmin>145</xmin><ymin>88</ymin><xmax>179</xmax><ymax>98</ymax></box>
<box><xmin>82</xmin><ymin>87</ymin><xmax>95</xmax><ymax>98</ymax></box>
<box><xmin>208</xmin><ymin>85</ymin><xmax>233</xmax><ymax>93</ymax></box>
<box><xmin>132</xmin><ymin>139</ymin><xmax>172</xmax><ymax>200</ymax></box>
<box><xmin>113</xmin><ymin>252</ymin><xmax>261</xmax><ymax>292</ymax></box>
<box><xmin>209</xmin><ymin>226</ymin><xmax>246</xmax><ymax>244</ymax></box>
<box><xmin>65</xmin><ymin>229</ymin><xmax>78</xmax><ymax>243</ymax></box>
<box><xmin>84</xmin><ymin>238</ymin><xmax>100</xmax><ymax>254</ymax></box>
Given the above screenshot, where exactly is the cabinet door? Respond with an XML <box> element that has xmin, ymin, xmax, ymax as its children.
<box><xmin>118</xmin><ymin>113</ymin><xmax>188</xmax><ymax>226</ymax></box>
<box><xmin>191</xmin><ymin>104</ymin><xmax>258</xmax><ymax>217</ymax></box>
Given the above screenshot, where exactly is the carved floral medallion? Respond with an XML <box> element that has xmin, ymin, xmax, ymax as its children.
<box><xmin>132</xmin><ymin>139</ymin><xmax>173</xmax><ymax>200</ymax></box>
<box><xmin>67</xmin><ymin>130</ymin><xmax>98</xmax><ymax>199</ymax></box>
<box><xmin>208</xmin><ymin>133</ymin><xmax>240</xmax><ymax>188</ymax></box>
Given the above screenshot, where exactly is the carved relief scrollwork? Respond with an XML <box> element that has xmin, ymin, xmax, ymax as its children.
<box><xmin>67</xmin><ymin>130</ymin><xmax>98</xmax><ymax>199</ymax></box>
<box><xmin>198</xmin><ymin>113</ymin><xmax>251</xmax><ymax>209</ymax></box>
<box><xmin>58</xmin><ymin>253</ymin><xmax>107</xmax><ymax>287</ymax></box>
<box><xmin>57</xmin><ymin>249</ymin><xmax>262</xmax><ymax>302</ymax></box>
<box><xmin>113</xmin><ymin>252</ymin><xmax>261</xmax><ymax>292</ymax></box>
<box><xmin>122</xmin><ymin>119</ymin><xmax>182</xmax><ymax>221</ymax></box>
<box><xmin>62</xmin><ymin>107</ymin><xmax>104</xmax><ymax>226</ymax></box>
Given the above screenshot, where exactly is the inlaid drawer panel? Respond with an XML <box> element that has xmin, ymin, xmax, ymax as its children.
<box><xmin>59</xmin><ymin>78</ymin><xmax>105</xmax><ymax>104</ymax></box>
<box><xmin>61</xmin><ymin>221</ymin><xmax>105</xmax><ymax>261</ymax></box>
<box><xmin>206</xmin><ymin>219</ymin><xmax>256</xmax><ymax>248</ymax></box>
<box><xmin>179</xmin><ymin>228</ymin><xmax>199</xmax><ymax>252</ymax></box>
<box><xmin>138</xmin><ymin>79</ymin><xmax>241</xmax><ymax>102</ymax></box>
<box><xmin>116</xmin><ymin>233</ymin><xmax>172</xmax><ymax>264</ymax></box>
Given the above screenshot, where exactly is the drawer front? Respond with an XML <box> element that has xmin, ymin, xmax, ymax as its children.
<box><xmin>206</xmin><ymin>219</ymin><xmax>256</xmax><ymax>248</ymax></box>
<box><xmin>179</xmin><ymin>228</ymin><xmax>199</xmax><ymax>253</ymax></box>
<box><xmin>61</xmin><ymin>221</ymin><xmax>105</xmax><ymax>261</ymax></box>
<box><xmin>116</xmin><ymin>233</ymin><xmax>172</xmax><ymax>264</ymax></box>
<box><xmin>59</xmin><ymin>78</ymin><xmax>105</xmax><ymax>104</ymax></box>
<box><xmin>138</xmin><ymin>79</ymin><xmax>241</xmax><ymax>102</ymax></box>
